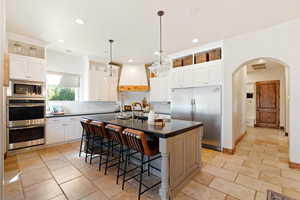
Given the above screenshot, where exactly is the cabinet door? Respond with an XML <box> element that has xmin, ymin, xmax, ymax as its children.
<box><xmin>46</xmin><ymin>120</ymin><xmax>65</xmax><ymax>144</ymax></box>
<box><xmin>150</xmin><ymin>78</ymin><xmax>160</xmax><ymax>101</ymax></box>
<box><xmin>183</xmin><ymin>68</ymin><xmax>194</xmax><ymax>87</ymax></box>
<box><xmin>171</xmin><ymin>69</ymin><xmax>184</xmax><ymax>88</ymax></box>
<box><xmin>64</xmin><ymin>117</ymin><xmax>82</xmax><ymax>141</ymax></box>
<box><xmin>9</xmin><ymin>55</ymin><xmax>28</xmax><ymax>80</ymax></box>
<box><xmin>27</xmin><ymin>59</ymin><xmax>46</xmax><ymax>82</ymax></box>
<box><xmin>193</xmin><ymin>67</ymin><xmax>210</xmax><ymax>87</ymax></box>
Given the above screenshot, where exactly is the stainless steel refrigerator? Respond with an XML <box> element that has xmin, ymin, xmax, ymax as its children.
<box><xmin>171</xmin><ymin>86</ymin><xmax>222</xmax><ymax>151</ymax></box>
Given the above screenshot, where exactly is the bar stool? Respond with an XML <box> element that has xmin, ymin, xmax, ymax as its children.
<box><xmin>104</xmin><ymin>124</ymin><xmax>125</xmax><ymax>178</ymax></box>
<box><xmin>85</xmin><ymin>121</ymin><xmax>103</xmax><ymax>164</ymax></box>
<box><xmin>121</xmin><ymin>128</ymin><xmax>161</xmax><ymax>200</ymax></box>
<box><xmin>79</xmin><ymin>119</ymin><xmax>91</xmax><ymax>157</ymax></box>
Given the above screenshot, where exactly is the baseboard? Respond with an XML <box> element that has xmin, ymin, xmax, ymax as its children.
<box><xmin>223</xmin><ymin>148</ymin><xmax>235</xmax><ymax>155</ymax></box>
<box><xmin>4</xmin><ymin>152</ymin><xmax>7</xmax><ymax>159</ymax></box>
<box><xmin>289</xmin><ymin>161</ymin><xmax>300</xmax><ymax>169</ymax></box>
<box><xmin>285</xmin><ymin>132</ymin><xmax>289</xmax><ymax>137</ymax></box>
<box><xmin>223</xmin><ymin>131</ymin><xmax>247</xmax><ymax>155</ymax></box>
<box><xmin>235</xmin><ymin>131</ymin><xmax>247</xmax><ymax>146</ymax></box>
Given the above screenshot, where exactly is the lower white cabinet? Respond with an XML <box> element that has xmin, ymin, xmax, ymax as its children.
<box><xmin>46</xmin><ymin>116</ymin><xmax>83</xmax><ymax>145</ymax></box>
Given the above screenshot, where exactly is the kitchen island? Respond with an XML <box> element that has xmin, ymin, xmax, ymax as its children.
<box><xmin>84</xmin><ymin>113</ymin><xmax>203</xmax><ymax>200</ymax></box>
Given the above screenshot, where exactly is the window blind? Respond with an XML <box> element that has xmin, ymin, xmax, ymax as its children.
<box><xmin>46</xmin><ymin>71</ymin><xmax>80</xmax><ymax>88</ymax></box>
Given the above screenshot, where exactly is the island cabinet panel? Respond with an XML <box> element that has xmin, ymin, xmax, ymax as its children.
<box><xmin>159</xmin><ymin>126</ymin><xmax>203</xmax><ymax>199</ymax></box>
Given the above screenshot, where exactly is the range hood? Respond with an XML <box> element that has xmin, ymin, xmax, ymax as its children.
<box><xmin>118</xmin><ymin>64</ymin><xmax>149</xmax><ymax>92</ymax></box>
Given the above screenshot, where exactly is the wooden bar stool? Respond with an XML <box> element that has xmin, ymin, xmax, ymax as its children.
<box><xmin>121</xmin><ymin>128</ymin><xmax>161</xmax><ymax>200</ymax></box>
<box><xmin>79</xmin><ymin>119</ymin><xmax>91</xmax><ymax>157</ymax></box>
<box><xmin>85</xmin><ymin>121</ymin><xmax>104</xmax><ymax>164</ymax></box>
<box><xmin>104</xmin><ymin>124</ymin><xmax>125</xmax><ymax>178</ymax></box>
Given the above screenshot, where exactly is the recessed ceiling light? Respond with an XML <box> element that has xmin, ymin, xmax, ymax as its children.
<box><xmin>58</xmin><ymin>39</ymin><xmax>64</xmax><ymax>43</ymax></box>
<box><xmin>154</xmin><ymin>51</ymin><xmax>160</xmax><ymax>55</ymax></box>
<box><xmin>75</xmin><ymin>18</ymin><xmax>85</xmax><ymax>25</ymax></box>
<box><xmin>128</xmin><ymin>59</ymin><xmax>133</xmax><ymax>63</ymax></box>
<box><xmin>192</xmin><ymin>38</ymin><xmax>199</xmax><ymax>43</ymax></box>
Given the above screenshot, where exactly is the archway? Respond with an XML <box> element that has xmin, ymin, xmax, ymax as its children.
<box><xmin>232</xmin><ymin>57</ymin><xmax>290</xmax><ymax>155</ymax></box>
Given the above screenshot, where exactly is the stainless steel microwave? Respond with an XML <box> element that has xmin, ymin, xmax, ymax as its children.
<box><xmin>8</xmin><ymin>80</ymin><xmax>45</xmax><ymax>98</ymax></box>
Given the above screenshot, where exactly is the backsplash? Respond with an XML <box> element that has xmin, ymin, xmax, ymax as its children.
<box><xmin>150</xmin><ymin>102</ymin><xmax>171</xmax><ymax>114</ymax></box>
<box><xmin>47</xmin><ymin>101</ymin><xmax>120</xmax><ymax>114</ymax></box>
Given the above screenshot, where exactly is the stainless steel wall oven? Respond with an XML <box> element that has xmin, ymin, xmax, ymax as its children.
<box><xmin>7</xmin><ymin>98</ymin><xmax>46</xmax><ymax>150</ymax></box>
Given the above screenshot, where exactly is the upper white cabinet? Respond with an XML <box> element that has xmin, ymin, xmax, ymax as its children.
<box><xmin>170</xmin><ymin>60</ymin><xmax>223</xmax><ymax>89</ymax></box>
<box><xmin>149</xmin><ymin>76</ymin><xmax>171</xmax><ymax>102</ymax></box>
<box><xmin>9</xmin><ymin>54</ymin><xmax>46</xmax><ymax>82</ymax></box>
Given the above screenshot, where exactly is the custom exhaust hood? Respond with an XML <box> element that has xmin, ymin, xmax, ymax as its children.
<box><xmin>118</xmin><ymin>64</ymin><xmax>149</xmax><ymax>92</ymax></box>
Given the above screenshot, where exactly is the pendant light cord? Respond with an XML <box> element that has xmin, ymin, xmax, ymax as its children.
<box><xmin>159</xmin><ymin>14</ymin><xmax>162</xmax><ymax>65</ymax></box>
<box><xmin>109</xmin><ymin>39</ymin><xmax>113</xmax><ymax>76</ymax></box>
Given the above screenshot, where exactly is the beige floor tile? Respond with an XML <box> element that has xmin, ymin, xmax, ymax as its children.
<box><xmin>110</xmin><ymin>186</ymin><xmax>152</xmax><ymax>200</ymax></box>
<box><xmin>4</xmin><ymin>169</ymin><xmax>22</xmax><ymax>184</ymax></box>
<box><xmin>21</xmin><ymin>166</ymin><xmax>52</xmax><ymax>187</ymax></box>
<box><xmin>4</xmin><ymin>160</ymin><xmax>19</xmax><ymax>172</ymax></box>
<box><xmin>51</xmin><ymin>165</ymin><xmax>82</xmax><ymax>184</ymax></box>
<box><xmin>60</xmin><ymin>176</ymin><xmax>97</xmax><ymax>200</ymax></box>
<box><xmin>193</xmin><ymin>171</ymin><xmax>215</xmax><ymax>186</ymax></box>
<box><xmin>225</xmin><ymin>195</ymin><xmax>239</xmax><ymax>200</ymax></box>
<box><xmin>24</xmin><ymin>179</ymin><xmax>62</xmax><ymax>200</ymax></box>
<box><xmin>18</xmin><ymin>157</ymin><xmax>45</xmax><ymax>172</ymax></box>
<box><xmin>281</xmin><ymin>169</ymin><xmax>300</xmax><ymax>181</ymax></box>
<box><xmin>50</xmin><ymin>194</ymin><xmax>67</xmax><ymax>200</ymax></box>
<box><xmin>40</xmin><ymin>150</ymin><xmax>62</xmax><ymax>161</ymax></box>
<box><xmin>223</xmin><ymin>163</ymin><xmax>260</xmax><ymax>178</ymax></box>
<box><xmin>16</xmin><ymin>151</ymin><xmax>39</xmax><ymax>161</ymax></box>
<box><xmin>282</xmin><ymin>188</ymin><xmax>300</xmax><ymax>199</ymax></box>
<box><xmin>202</xmin><ymin>165</ymin><xmax>237</xmax><ymax>182</ymax></box>
<box><xmin>174</xmin><ymin>192</ymin><xmax>196</xmax><ymax>200</ymax></box>
<box><xmin>262</xmin><ymin>159</ymin><xmax>290</xmax><ymax>169</ymax></box>
<box><xmin>93</xmin><ymin>174</ymin><xmax>124</xmax><ymax>198</ymax></box>
<box><xmin>255</xmin><ymin>192</ymin><xmax>267</xmax><ymax>200</ymax></box>
<box><xmin>210</xmin><ymin>178</ymin><xmax>255</xmax><ymax>200</ymax></box>
<box><xmin>236</xmin><ymin>174</ymin><xmax>281</xmax><ymax>193</ymax></box>
<box><xmin>242</xmin><ymin>160</ymin><xmax>280</xmax><ymax>177</ymax></box>
<box><xmin>81</xmin><ymin>190</ymin><xmax>109</xmax><ymax>200</ymax></box>
<box><xmin>182</xmin><ymin>180</ymin><xmax>226</xmax><ymax>200</ymax></box>
<box><xmin>45</xmin><ymin>157</ymin><xmax>72</xmax><ymax>171</ymax></box>
<box><xmin>79</xmin><ymin>165</ymin><xmax>105</xmax><ymax>181</ymax></box>
<box><xmin>4</xmin><ymin>180</ymin><xmax>24</xmax><ymax>200</ymax></box>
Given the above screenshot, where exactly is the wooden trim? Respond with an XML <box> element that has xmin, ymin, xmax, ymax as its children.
<box><xmin>118</xmin><ymin>85</ymin><xmax>149</xmax><ymax>92</ymax></box>
<box><xmin>3</xmin><ymin>53</ymin><xmax>9</xmax><ymax>87</ymax></box>
<box><xmin>223</xmin><ymin>131</ymin><xmax>247</xmax><ymax>155</ymax></box>
<box><xmin>289</xmin><ymin>161</ymin><xmax>300</xmax><ymax>169</ymax></box>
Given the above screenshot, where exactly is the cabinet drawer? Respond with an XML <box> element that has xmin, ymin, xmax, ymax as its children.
<box><xmin>182</xmin><ymin>55</ymin><xmax>193</xmax><ymax>66</ymax></box>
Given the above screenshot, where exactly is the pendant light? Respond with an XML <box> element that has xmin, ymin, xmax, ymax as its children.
<box><xmin>150</xmin><ymin>10</ymin><xmax>171</xmax><ymax>74</ymax></box>
<box><xmin>107</xmin><ymin>39</ymin><xmax>114</xmax><ymax>77</ymax></box>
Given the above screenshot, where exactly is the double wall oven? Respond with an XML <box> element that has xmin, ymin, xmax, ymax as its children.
<box><xmin>7</xmin><ymin>80</ymin><xmax>46</xmax><ymax>150</ymax></box>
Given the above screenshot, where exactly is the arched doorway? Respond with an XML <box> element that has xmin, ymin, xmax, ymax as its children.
<box><xmin>232</xmin><ymin>57</ymin><xmax>290</xmax><ymax>156</ymax></box>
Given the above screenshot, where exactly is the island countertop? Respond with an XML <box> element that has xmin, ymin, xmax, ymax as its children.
<box><xmin>83</xmin><ymin>113</ymin><xmax>203</xmax><ymax>138</ymax></box>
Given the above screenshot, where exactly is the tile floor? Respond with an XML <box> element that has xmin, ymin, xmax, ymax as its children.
<box><xmin>4</xmin><ymin>127</ymin><xmax>300</xmax><ymax>200</ymax></box>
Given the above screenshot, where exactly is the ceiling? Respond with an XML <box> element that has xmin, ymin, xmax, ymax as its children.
<box><xmin>247</xmin><ymin>59</ymin><xmax>285</xmax><ymax>73</ymax></box>
<box><xmin>6</xmin><ymin>0</ymin><xmax>300</xmax><ymax>64</ymax></box>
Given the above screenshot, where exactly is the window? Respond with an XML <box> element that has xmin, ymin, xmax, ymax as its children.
<box><xmin>46</xmin><ymin>72</ymin><xmax>80</xmax><ymax>101</ymax></box>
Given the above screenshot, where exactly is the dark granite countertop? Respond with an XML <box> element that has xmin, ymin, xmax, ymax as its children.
<box><xmin>46</xmin><ymin>111</ymin><xmax>118</xmax><ymax>118</ymax></box>
<box><xmin>83</xmin><ymin>114</ymin><xmax>202</xmax><ymax>138</ymax></box>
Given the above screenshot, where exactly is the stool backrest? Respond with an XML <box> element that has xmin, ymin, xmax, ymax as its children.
<box><xmin>105</xmin><ymin>124</ymin><xmax>124</xmax><ymax>144</ymax></box>
<box><xmin>80</xmin><ymin>119</ymin><xmax>92</xmax><ymax>135</ymax></box>
<box><xmin>122</xmin><ymin>128</ymin><xmax>150</xmax><ymax>154</ymax></box>
<box><xmin>90</xmin><ymin>121</ymin><xmax>107</xmax><ymax>137</ymax></box>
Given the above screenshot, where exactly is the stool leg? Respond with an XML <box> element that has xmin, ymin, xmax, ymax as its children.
<box><xmin>116</xmin><ymin>144</ymin><xmax>122</xmax><ymax>184</ymax></box>
<box><xmin>104</xmin><ymin>140</ymin><xmax>111</xmax><ymax>175</ymax></box>
<box><xmin>122</xmin><ymin>151</ymin><xmax>129</xmax><ymax>190</ymax></box>
<box><xmin>99</xmin><ymin>138</ymin><xmax>103</xmax><ymax>171</ymax></box>
<box><xmin>148</xmin><ymin>156</ymin><xmax>151</xmax><ymax>176</ymax></box>
<box><xmin>90</xmin><ymin>136</ymin><xmax>95</xmax><ymax>164</ymax></box>
<box><xmin>85</xmin><ymin>135</ymin><xmax>89</xmax><ymax>163</ymax></box>
<box><xmin>79</xmin><ymin>130</ymin><xmax>84</xmax><ymax>157</ymax></box>
<box><xmin>138</xmin><ymin>153</ymin><xmax>144</xmax><ymax>200</ymax></box>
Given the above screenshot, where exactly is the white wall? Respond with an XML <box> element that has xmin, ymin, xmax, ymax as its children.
<box><xmin>223</xmin><ymin>19</ymin><xmax>300</xmax><ymax>163</ymax></box>
<box><xmin>232</xmin><ymin>66</ymin><xmax>247</xmax><ymax>143</ymax></box>
<box><xmin>46</xmin><ymin>50</ymin><xmax>89</xmax><ymax>101</ymax></box>
<box><xmin>246</xmin><ymin>63</ymin><xmax>286</xmax><ymax>127</ymax></box>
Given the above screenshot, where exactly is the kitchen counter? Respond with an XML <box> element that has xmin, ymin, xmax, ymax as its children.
<box><xmin>84</xmin><ymin>113</ymin><xmax>202</xmax><ymax>138</ymax></box>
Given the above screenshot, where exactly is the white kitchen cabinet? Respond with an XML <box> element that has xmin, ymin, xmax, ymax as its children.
<box><xmin>170</xmin><ymin>60</ymin><xmax>223</xmax><ymax>89</ymax></box>
<box><xmin>150</xmin><ymin>76</ymin><xmax>171</xmax><ymax>102</ymax></box>
<box><xmin>46</xmin><ymin>116</ymin><xmax>83</xmax><ymax>145</ymax></box>
<box><xmin>9</xmin><ymin>54</ymin><xmax>46</xmax><ymax>82</ymax></box>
